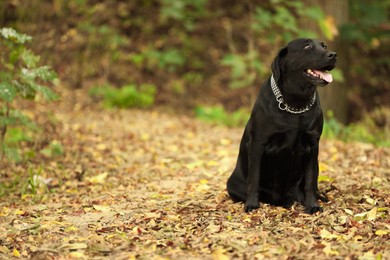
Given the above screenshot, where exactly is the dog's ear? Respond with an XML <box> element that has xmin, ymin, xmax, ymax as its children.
<box><xmin>271</xmin><ymin>47</ymin><xmax>287</xmax><ymax>82</ymax></box>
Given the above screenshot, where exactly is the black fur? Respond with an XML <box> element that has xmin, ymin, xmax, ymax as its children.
<box><xmin>227</xmin><ymin>38</ymin><xmax>337</xmax><ymax>214</ymax></box>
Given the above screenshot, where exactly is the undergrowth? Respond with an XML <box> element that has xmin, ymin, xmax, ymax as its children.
<box><xmin>89</xmin><ymin>84</ymin><xmax>156</xmax><ymax>109</ymax></box>
<box><xmin>195</xmin><ymin>105</ymin><xmax>390</xmax><ymax>147</ymax></box>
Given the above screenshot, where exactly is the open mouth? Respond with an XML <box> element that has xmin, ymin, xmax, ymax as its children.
<box><xmin>305</xmin><ymin>69</ymin><xmax>333</xmax><ymax>83</ymax></box>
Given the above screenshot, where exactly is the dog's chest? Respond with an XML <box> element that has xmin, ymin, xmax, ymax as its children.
<box><xmin>265</xmin><ymin>124</ymin><xmax>316</xmax><ymax>157</ymax></box>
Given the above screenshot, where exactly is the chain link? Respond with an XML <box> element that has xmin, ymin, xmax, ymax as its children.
<box><xmin>270</xmin><ymin>75</ymin><xmax>316</xmax><ymax>114</ymax></box>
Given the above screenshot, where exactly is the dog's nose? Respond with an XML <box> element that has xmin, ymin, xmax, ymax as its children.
<box><xmin>327</xmin><ymin>51</ymin><xmax>337</xmax><ymax>59</ymax></box>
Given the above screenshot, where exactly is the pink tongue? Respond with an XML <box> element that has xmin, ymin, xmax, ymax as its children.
<box><xmin>313</xmin><ymin>70</ymin><xmax>333</xmax><ymax>83</ymax></box>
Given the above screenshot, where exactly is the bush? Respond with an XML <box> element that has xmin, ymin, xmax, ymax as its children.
<box><xmin>323</xmin><ymin>110</ymin><xmax>390</xmax><ymax>147</ymax></box>
<box><xmin>195</xmin><ymin>105</ymin><xmax>249</xmax><ymax>127</ymax></box>
<box><xmin>0</xmin><ymin>28</ymin><xmax>58</xmax><ymax>161</ymax></box>
<box><xmin>90</xmin><ymin>84</ymin><xmax>156</xmax><ymax>109</ymax></box>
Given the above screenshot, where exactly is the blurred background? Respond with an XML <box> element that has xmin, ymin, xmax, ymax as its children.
<box><xmin>0</xmin><ymin>0</ymin><xmax>389</xmax><ymax>133</ymax></box>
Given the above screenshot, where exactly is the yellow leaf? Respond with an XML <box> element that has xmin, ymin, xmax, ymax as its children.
<box><xmin>69</xmin><ymin>251</ymin><xmax>86</xmax><ymax>258</ymax></box>
<box><xmin>13</xmin><ymin>248</ymin><xmax>21</xmax><ymax>257</ymax></box>
<box><xmin>186</xmin><ymin>161</ymin><xmax>203</xmax><ymax>170</ymax></box>
<box><xmin>319</xmin><ymin>15</ymin><xmax>339</xmax><ymax>41</ymax></box>
<box><xmin>141</xmin><ymin>133</ymin><xmax>150</xmax><ymax>141</ymax></box>
<box><xmin>0</xmin><ymin>207</ymin><xmax>9</xmax><ymax>217</ymax></box>
<box><xmin>96</xmin><ymin>143</ymin><xmax>107</xmax><ymax>151</ymax></box>
<box><xmin>318</xmin><ymin>175</ymin><xmax>334</xmax><ymax>183</ymax></box>
<box><xmin>212</xmin><ymin>248</ymin><xmax>229</xmax><ymax>260</ymax></box>
<box><xmin>65</xmin><ymin>225</ymin><xmax>79</xmax><ymax>232</ymax></box>
<box><xmin>93</xmin><ymin>205</ymin><xmax>111</xmax><ymax>212</ymax></box>
<box><xmin>243</xmin><ymin>217</ymin><xmax>251</xmax><ymax>223</ymax></box>
<box><xmin>86</xmin><ymin>172</ymin><xmax>108</xmax><ymax>184</ymax></box>
<box><xmin>367</xmin><ymin>207</ymin><xmax>377</xmax><ymax>221</ymax></box>
<box><xmin>318</xmin><ymin>162</ymin><xmax>328</xmax><ymax>173</ymax></box>
<box><xmin>199</xmin><ymin>179</ymin><xmax>208</xmax><ymax>184</ymax></box>
<box><xmin>344</xmin><ymin>209</ymin><xmax>354</xmax><ymax>215</ymax></box>
<box><xmin>144</xmin><ymin>212</ymin><xmax>161</xmax><ymax>219</ymax></box>
<box><xmin>375</xmin><ymin>230</ymin><xmax>388</xmax><ymax>236</ymax></box>
<box><xmin>364</xmin><ymin>196</ymin><xmax>376</xmax><ymax>205</ymax></box>
<box><xmin>21</xmin><ymin>194</ymin><xmax>34</xmax><ymax>200</ymax></box>
<box><xmin>220</xmin><ymin>138</ymin><xmax>231</xmax><ymax>145</ymax></box>
<box><xmin>14</xmin><ymin>209</ymin><xmax>25</xmax><ymax>215</ymax></box>
<box><xmin>167</xmin><ymin>214</ymin><xmax>180</xmax><ymax>221</ymax></box>
<box><xmin>195</xmin><ymin>180</ymin><xmax>210</xmax><ymax>192</ymax></box>
<box><xmin>320</xmin><ymin>229</ymin><xmax>339</xmax><ymax>240</ymax></box>
<box><xmin>322</xmin><ymin>242</ymin><xmax>339</xmax><ymax>256</ymax></box>
<box><xmin>207</xmin><ymin>160</ymin><xmax>219</xmax><ymax>167</ymax></box>
<box><xmin>371</xmin><ymin>38</ymin><xmax>380</xmax><ymax>48</ymax></box>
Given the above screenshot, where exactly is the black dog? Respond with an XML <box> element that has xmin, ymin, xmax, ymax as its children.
<box><xmin>227</xmin><ymin>38</ymin><xmax>337</xmax><ymax>214</ymax></box>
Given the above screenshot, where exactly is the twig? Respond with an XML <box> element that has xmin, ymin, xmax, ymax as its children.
<box><xmin>0</xmin><ymin>102</ymin><xmax>9</xmax><ymax>158</ymax></box>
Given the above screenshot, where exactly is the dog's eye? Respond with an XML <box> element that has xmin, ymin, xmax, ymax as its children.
<box><xmin>304</xmin><ymin>44</ymin><xmax>312</xmax><ymax>50</ymax></box>
<box><xmin>321</xmin><ymin>43</ymin><xmax>327</xmax><ymax>50</ymax></box>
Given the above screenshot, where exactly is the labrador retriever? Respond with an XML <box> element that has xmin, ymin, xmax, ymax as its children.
<box><xmin>227</xmin><ymin>38</ymin><xmax>337</xmax><ymax>214</ymax></box>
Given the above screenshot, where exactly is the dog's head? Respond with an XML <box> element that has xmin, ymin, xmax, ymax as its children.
<box><xmin>272</xmin><ymin>38</ymin><xmax>337</xmax><ymax>89</ymax></box>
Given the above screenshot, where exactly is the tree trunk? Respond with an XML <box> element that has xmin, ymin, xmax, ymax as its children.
<box><xmin>301</xmin><ymin>0</ymin><xmax>349</xmax><ymax>123</ymax></box>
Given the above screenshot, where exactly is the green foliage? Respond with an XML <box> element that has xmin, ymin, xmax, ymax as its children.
<box><xmin>0</xmin><ymin>28</ymin><xmax>58</xmax><ymax>161</ymax></box>
<box><xmin>196</xmin><ymin>106</ymin><xmax>390</xmax><ymax>147</ymax></box>
<box><xmin>340</xmin><ymin>0</ymin><xmax>390</xmax><ymax>43</ymax></box>
<box><xmin>20</xmin><ymin>167</ymin><xmax>51</xmax><ymax>200</ymax></box>
<box><xmin>195</xmin><ymin>105</ymin><xmax>249</xmax><ymax>127</ymax></box>
<box><xmin>90</xmin><ymin>84</ymin><xmax>157</xmax><ymax>109</ymax></box>
<box><xmin>221</xmin><ymin>51</ymin><xmax>265</xmax><ymax>89</ymax></box>
<box><xmin>323</xmin><ymin>110</ymin><xmax>390</xmax><ymax>147</ymax></box>
<box><xmin>160</xmin><ymin>0</ymin><xmax>207</xmax><ymax>30</ymax></box>
<box><xmin>40</xmin><ymin>140</ymin><xmax>64</xmax><ymax>157</ymax></box>
<box><xmin>222</xmin><ymin>1</ymin><xmax>325</xmax><ymax>89</ymax></box>
<box><xmin>132</xmin><ymin>48</ymin><xmax>186</xmax><ymax>72</ymax></box>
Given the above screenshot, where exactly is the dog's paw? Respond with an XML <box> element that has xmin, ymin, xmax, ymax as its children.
<box><xmin>305</xmin><ymin>206</ymin><xmax>323</xmax><ymax>214</ymax></box>
<box><xmin>317</xmin><ymin>193</ymin><xmax>329</xmax><ymax>203</ymax></box>
<box><xmin>244</xmin><ymin>201</ymin><xmax>260</xmax><ymax>212</ymax></box>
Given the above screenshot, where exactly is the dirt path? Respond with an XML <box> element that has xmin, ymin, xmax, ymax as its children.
<box><xmin>1</xmin><ymin>90</ymin><xmax>389</xmax><ymax>259</ymax></box>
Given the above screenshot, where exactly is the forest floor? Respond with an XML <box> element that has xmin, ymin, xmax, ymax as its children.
<box><xmin>1</xmin><ymin>88</ymin><xmax>389</xmax><ymax>259</ymax></box>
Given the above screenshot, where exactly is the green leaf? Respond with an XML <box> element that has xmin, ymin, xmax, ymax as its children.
<box><xmin>5</xmin><ymin>127</ymin><xmax>32</xmax><ymax>144</ymax></box>
<box><xmin>2</xmin><ymin>145</ymin><xmax>21</xmax><ymax>162</ymax></box>
<box><xmin>40</xmin><ymin>141</ymin><xmax>64</xmax><ymax>157</ymax></box>
<box><xmin>31</xmin><ymin>84</ymin><xmax>59</xmax><ymax>101</ymax></box>
<box><xmin>221</xmin><ymin>54</ymin><xmax>246</xmax><ymax>78</ymax></box>
<box><xmin>301</xmin><ymin>6</ymin><xmax>325</xmax><ymax>21</ymax></box>
<box><xmin>21</xmin><ymin>49</ymin><xmax>40</xmax><ymax>68</ymax></box>
<box><xmin>35</xmin><ymin>66</ymin><xmax>57</xmax><ymax>82</ymax></box>
<box><xmin>0</xmin><ymin>27</ymin><xmax>32</xmax><ymax>44</ymax></box>
<box><xmin>0</xmin><ymin>81</ymin><xmax>17</xmax><ymax>102</ymax></box>
<box><xmin>21</xmin><ymin>66</ymin><xmax>57</xmax><ymax>82</ymax></box>
<box><xmin>331</xmin><ymin>69</ymin><xmax>344</xmax><ymax>82</ymax></box>
<box><xmin>318</xmin><ymin>175</ymin><xmax>335</xmax><ymax>183</ymax></box>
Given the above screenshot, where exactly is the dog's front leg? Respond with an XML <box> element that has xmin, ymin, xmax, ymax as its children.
<box><xmin>245</xmin><ymin>141</ymin><xmax>264</xmax><ymax>212</ymax></box>
<box><xmin>304</xmin><ymin>145</ymin><xmax>323</xmax><ymax>214</ymax></box>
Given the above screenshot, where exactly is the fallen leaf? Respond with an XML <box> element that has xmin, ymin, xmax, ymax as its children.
<box><xmin>93</xmin><ymin>205</ymin><xmax>111</xmax><ymax>212</ymax></box>
<box><xmin>367</xmin><ymin>207</ymin><xmax>377</xmax><ymax>221</ymax></box>
<box><xmin>212</xmin><ymin>248</ymin><xmax>230</xmax><ymax>260</ymax></box>
<box><xmin>320</xmin><ymin>229</ymin><xmax>339</xmax><ymax>240</ymax></box>
<box><xmin>60</xmin><ymin>243</ymin><xmax>88</xmax><ymax>250</ymax></box>
<box><xmin>322</xmin><ymin>242</ymin><xmax>339</xmax><ymax>256</ymax></box>
<box><xmin>86</xmin><ymin>172</ymin><xmax>108</xmax><ymax>184</ymax></box>
<box><xmin>375</xmin><ymin>230</ymin><xmax>388</xmax><ymax>236</ymax></box>
<box><xmin>13</xmin><ymin>248</ymin><xmax>20</xmax><ymax>257</ymax></box>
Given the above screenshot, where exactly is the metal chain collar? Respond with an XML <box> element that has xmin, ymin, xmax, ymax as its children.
<box><xmin>270</xmin><ymin>75</ymin><xmax>316</xmax><ymax>114</ymax></box>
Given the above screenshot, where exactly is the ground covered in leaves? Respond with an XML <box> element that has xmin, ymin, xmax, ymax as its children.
<box><xmin>1</xmin><ymin>89</ymin><xmax>390</xmax><ymax>259</ymax></box>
